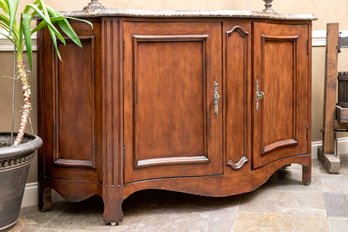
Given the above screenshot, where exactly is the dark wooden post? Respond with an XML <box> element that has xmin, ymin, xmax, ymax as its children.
<box><xmin>319</xmin><ymin>23</ymin><xmax>341</xmax><ymax>174</ymax></box>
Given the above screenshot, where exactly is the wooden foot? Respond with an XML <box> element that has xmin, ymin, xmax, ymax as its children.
<box><xmin>102</xmin><ymin>199</ymin><xmax>123</xmax><ymax>224</ymax></box>
<box><xmin>302</xmin><ymin>164</ymin><xmax>311</xmax><ymax>186</ymax></box>
<box><xmin>38</xmin><ymin>187</ymin><xmax>52</xmax><ymax>212</ymax></box>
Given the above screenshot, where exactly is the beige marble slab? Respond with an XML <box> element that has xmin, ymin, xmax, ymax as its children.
<box><xmin>62</xmin><ymin>9</ymin><xmax>316</xmax><ymax>21</ymax></box>
<box><xmin>231</xmin><ymin>211</ymin><xmax>329</xmax><ymax>232</ymax></box>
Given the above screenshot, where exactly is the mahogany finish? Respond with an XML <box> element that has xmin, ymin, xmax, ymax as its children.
<box><xmin>38</xmin><ymin>16</ymin><xmax>312</xmax><ymax>224</ymax></box>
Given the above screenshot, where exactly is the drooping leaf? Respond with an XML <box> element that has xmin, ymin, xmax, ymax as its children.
<box><xmin>5</xmin><ymin>0</ymin><xmax>19</xmax><ymax>35</ymax></box>
<box><xmin>0</xmin><ymin>0</ymin><xmax>9</xmax><ymax>14</ymax></box>
<box><xmin>25</xmin><ymin>3</ymin><xmax>66</xmax><ymax>45</ymax></box>
<box><xmin>31</xmin><ymin>16</ymin><xmax>65</xmax><ymax>34</ymax></box>
<box><xmin>0</xmin><ymin>15</ymin><xmax>19</xmax><ymax>42</ymax></box>
<box><xmin>47</xmin><ymin>25</ymin><xmax>61</xmax><ymax>60</ymax></box>
<box><xmin>21</xmin><ymin>13</ymin><xmax>33</xmax><ymax>70</ymax></box>
<box><xmin>45</xmin><ymin>6</ymin><xmax>82</xmax><ymax>47</ymax></box>
<box><xmin>66</xmin><ymin>17</ymin><xmax>93</xmax><ymax>28</ymax></box>
<box><xmin>57</xmin><ymin>20</ymin><xmax>82</xmax><ymax>47</ymax></box>
<box><xmin>0</xmin><ymin>13</ymin><xmax>10</xmax><ymax>25</ymax></box>
<box><xmin>0</xmin><ymin>31</ymin><xmax>15</xmax><ymax>44</ymax></box>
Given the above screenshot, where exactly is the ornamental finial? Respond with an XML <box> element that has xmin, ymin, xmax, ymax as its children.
<box><xmin>83</xmin><ymin>0</ymin><xmax>105</xmax><ymax>12</ymax></box>
<box><xmin>262</xmin><ymin>0</ymin><xmax>277</xmax><ymax>14</ymax></box>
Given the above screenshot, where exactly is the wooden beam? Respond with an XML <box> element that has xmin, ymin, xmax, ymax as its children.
<box><xmin>323</xmin><ymin>23</ymin><xmax>339</xmax><ymax>154</ymax></box>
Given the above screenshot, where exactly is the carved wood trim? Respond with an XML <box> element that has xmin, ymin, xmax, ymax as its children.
<box><xmin>225</xmin><ymin>25</ymin><xmax>249</xmax><ymax>170</ymax></box>
<box><xmin>259</xmin><ymin>34</ymin><xmax>299</xmax><ymax>155</ymax></box>
<box><xmin>53</xmin><ymin>35</ymin><xmax>97</xmax><ymax>169</ymax></box>
<box><xmin>54</xmin><ymin>159</ymin><xmax>94</xmax><ymax>168</ymax></box>
<box><xmin>264</xmin><ymin>139</ymin><xmax>298</xmax><ymax>154</ymax></box>
<box><xmin>227</xmin><ymin>156</ymin><xmax>248</xmax><ymax>170</ymax></box>
<box><xmin>131</xmin><ymin>34</ymin><xmax>210</xmax><ymax>168</ymax></box>
<box><xmin>137</xmin><ymin>156</ymin><xmax>210</xmax><ymax>168</ymax></box>
<box><xmin>226</xmin><ymin>26</ymin><xmax>249</xmax><ymax>38</ymax></box>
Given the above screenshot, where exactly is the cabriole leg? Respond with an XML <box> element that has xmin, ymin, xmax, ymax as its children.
<box><xmin>38</xmin><ymin>187</ymin><xmax>52</xmax><ymax>212</ymax></box>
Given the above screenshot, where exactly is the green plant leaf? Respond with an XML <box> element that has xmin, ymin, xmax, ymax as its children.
<box><xmin>0</xmin><ymin>13</ymin><xmax>10</xmax><ymax>25</ymax></box>
<box><xmin>57</xmin><ymin>20</ymin><xmax>82</xmax><ymax>47</ymax></box>
<box><xmin>66</xmin><ymin>16</ymin><xmax>93</xmax><ymax>28</ymax></box>
<box><xmin>31</xmin><ymin>16</ymin><xmax>65</xmax><ymax>34</ymax></box>
<box><xmin>47</xmin><ymin>25</ymin><xmax>61</xmax><ymax>60</ymax></box>
<box><xmin>45</xmin><ymin>6</ymin><xmax>82</xmax><ymax>47</ymax></box>
<box><xmin>25</xmin><ymin>3</ymin><xmax>66</xmax><ymax>45</ymax></box>
<box><xmin>0</xmin><ymin>31</ymin><xmax>15</xmax><ymax>44</ymax></box>
<box><xmin>21</xmin><ymin>13</ymin><xmax>33</xmax><ymax>70</ymax></box>
<box><xmin>0</xmin><ymin>15</ymin><xmax>19</xmax><ymax>42</ymax></box>
<box><xmin>6</xmin><ymin>0</ymin><xmax>19</xmax><ymax>35</ymax></box>
<box><xmin>0</xmin><ymin>0</ymin><xmax>9</xmax><ymax>14</ymax></box>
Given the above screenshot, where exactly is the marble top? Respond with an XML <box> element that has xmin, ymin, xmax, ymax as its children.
<box><xmin>63</xmin><ymin>9</ymin><xmax>317</xmax><ymax>21</ymax></box>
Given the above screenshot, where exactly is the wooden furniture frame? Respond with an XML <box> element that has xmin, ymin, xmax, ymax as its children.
<box><xmin>38</xmin><ymin>11</ymin><xmax>314</xmax><ymax>224</ymax></box>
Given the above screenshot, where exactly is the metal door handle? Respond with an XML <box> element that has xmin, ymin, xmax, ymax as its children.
<box><xmin>214</xmin><ymin>81</ymin><xmax>220</xmax><ymax>115</ymax></box>
<box><xmin>256</xmin><ymin>79</ymin><xmax>264</xmax><ymax>111</ymax></box>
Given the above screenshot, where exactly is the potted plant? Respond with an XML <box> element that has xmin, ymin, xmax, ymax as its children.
<box><xmin>0</xmin><ymin>0</ymin><xmax>91</xmax><ymax>230</ymax></box>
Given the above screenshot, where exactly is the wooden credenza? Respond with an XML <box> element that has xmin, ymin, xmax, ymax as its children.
<box><xmin>38</xmin><ymin>10</ymin><xmax>315</xmax><ymax>224</ymax></box>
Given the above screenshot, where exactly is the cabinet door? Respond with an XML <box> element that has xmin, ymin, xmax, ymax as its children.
<box><xmin>123</xmin><ymin>21</ymin><xmax>222</xmax><ymax>183</ymax></box>
<box><xmin>252</xmin><ymin>23</ymin><xmax>310</xmax><ymax>168</ymax></box>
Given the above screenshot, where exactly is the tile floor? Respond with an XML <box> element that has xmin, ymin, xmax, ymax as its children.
<box><xmin>11</xmin><ymin>157</ymin><xmax>348</xmax><ymax>232</ymax></box>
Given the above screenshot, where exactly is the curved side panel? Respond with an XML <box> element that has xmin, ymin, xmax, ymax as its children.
<box><xmin>42</xmin><ymin>178</ymin><xmax>102</xmax><ymax>202</ymax></box>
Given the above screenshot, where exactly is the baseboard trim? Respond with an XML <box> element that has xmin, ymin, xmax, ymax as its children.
<box><xmin>21</xmin><ymin>138</ymin><xmax>348</xmax><ymax>208</ymax></box>
<box><xmin>21</xmin><ymin>182</ymin><xmax>64</xmax><ymax>208</ymax></box>
<box><xmin>311</xmin><ymin>137</ymin><xmax>348</xmax><ymax>159</ymax></box>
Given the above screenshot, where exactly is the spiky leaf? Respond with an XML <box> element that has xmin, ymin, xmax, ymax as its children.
<box><xmin>25</xmin><ymin>3</ymin><xmax>66</xmax><ymax>45</ymax></box>
<box><xmin>21</xmin><ymin>13</ymin><xmax>33</xmax><ymax>70</ymax></box>
<box><xmin>5</xmin><ymin>0</ymin><xmax>19</xmax><ymax>35</ymax></box>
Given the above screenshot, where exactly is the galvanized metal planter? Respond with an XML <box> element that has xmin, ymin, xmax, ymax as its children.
<box><xmin>0</xmin><ymin>132</ymin><xmax>42</xmax><ymax>231</ymax></box>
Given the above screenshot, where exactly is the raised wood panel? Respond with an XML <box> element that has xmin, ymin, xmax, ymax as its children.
<box><xmin>224</xmin><ymin>24</ymin><xmax>250</xmax><ymax>170</ymax></box>
<box><xmin>123</xmin><ymin>21</ymin><xmax>222</xmax><ymax>183</ymax></box>
<box><xmin>53</xmin><ymin>37</ymin><xmax>97</xmax><ymax>169</ymax></box>
<box><xmin>133</xmin><ymin>35</ymin><xmax>208</xmax><ymax>166</ymax></box>
<box><xmin>39</xmin><ymin>20</ymin><xmax>103</xmax><ymax>182</ymax></box>
<box><xmin>252</xmin><ymin>23</ymin><xmax>309</xmax><ymax>169</ymax></box>
<box><xmin>261</xmin><ymin>35</ymin><xmax>298</xmax><ymax>154</ymax></box>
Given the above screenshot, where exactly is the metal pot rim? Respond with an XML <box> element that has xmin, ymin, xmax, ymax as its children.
<box><xmin>0</xmin><ymin>132</ymin><xmax>43</xmax><ymax>159</ymax></box>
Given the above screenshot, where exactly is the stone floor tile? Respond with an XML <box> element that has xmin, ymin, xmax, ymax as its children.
<box><xmin>20</xmin><ymin>201</ymin><xmax>70</xmax><ymax>229</ymax></box>
<box><xmin>321</xmin><ymin>173</ymin><xmax>348</xmax><ymax>194</ymax></box>
<box><xmin>231</xmin><ymin>211</ymin><xmax>329</xmax><ymax>232</ymax></box>
<box><xmin>37</xmin><ymin>229</ymin><xmax>64</xmax><ymax>232</ymax></box>
<box><xmin>324</xmin><ymin>193</ymin><xmax>348</xmax><ymax>217</ymax></box>
<box><xmin>7</xmin><ymin>217</ymin><xmax>26</xmax><ymax>232</ymax></box>
<box><xmin>284</xmin><ymin>161</ymin><xmax>320</xmax><ymax>176</ymax></box>
<box><xmin>339</xmin><ymin>155</ymin><xmax>348</xmax><ymax>173</ymax></box>
<box><xmin>329</xmin><ymin>217</ymin><xmax>348</xmax><ymax>232</ymax></box>
<box><xmin>239</xmin><ymin>189</ymin><xmax>326</xmax><ymax>216</ymax></box>
<box><xmin>26</xmin><ymin>190</ymin><xmax>240</xmax><ymax>232</ymax></box>
<box><xmin>19</xmin><ymin>227</ymin><xmax>40</xmax><ymax>232</ymax></box>
<box><xmin>42</xmin><ymin>197</ymin><xmax>111</xmax><ymax>231</ymax></box>
<box><xmin>17</xmin><ymin>160</ymin><xmax>346</xmax><ymax>231</ymax></box>
<box><xmin>261</xmin><ymin>167</ymin><xmax>322</xmax><ymax>192</ymax></box>
<box><xmin>115</xmin><ymin>190</ymin><xmax>239</xmax><ymax>232</ymax></box>
<box><xmin>115</xmin><ymin>205</ymin><xmax>237</xmax><ymax>232</ymax></box>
